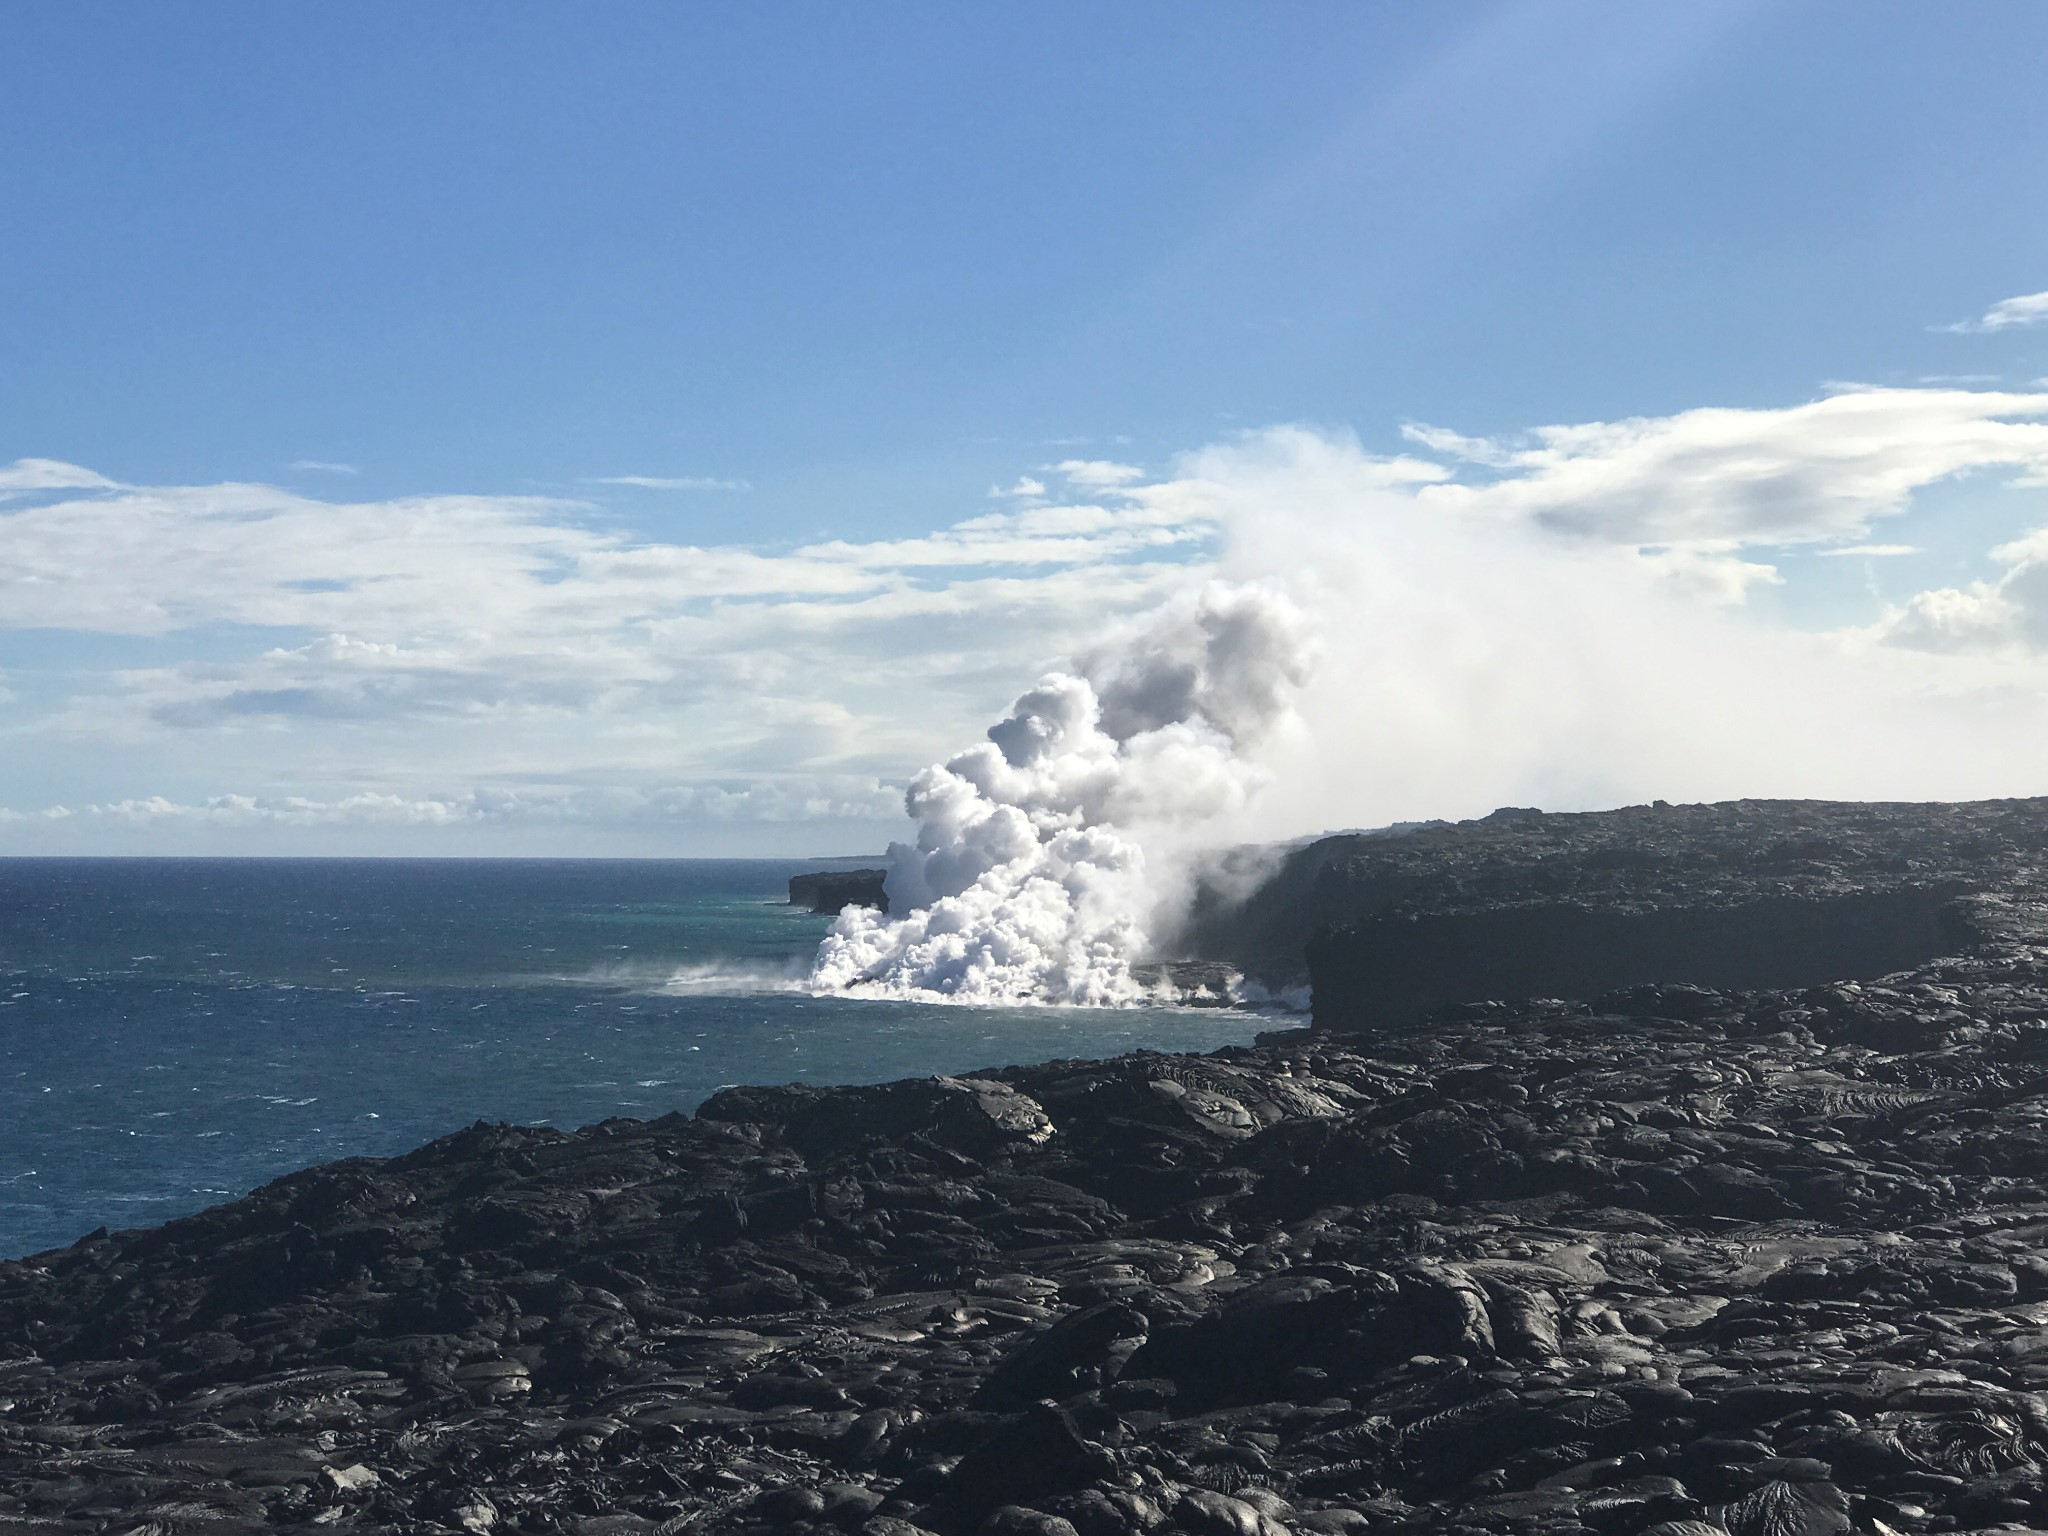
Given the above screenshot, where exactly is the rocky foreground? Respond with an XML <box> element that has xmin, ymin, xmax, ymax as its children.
<box><xmin>14</xmin><ymin>964</ymin><xmax>2048</xmax><ymax>1534</ymax></box>
<box><xmin>14</xmin><ymin>802</ymin><xmax>2048</xmax><ymax>1534</ymax></box>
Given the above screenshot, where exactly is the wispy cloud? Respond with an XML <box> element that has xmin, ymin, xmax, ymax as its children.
<box><xmin>0</xmin><ymin>458</ymin><xmax>1219</xmax><ymax>847</ymax></box>
<box><xmin>0</xmin><ymin>457</ymin><xmax>118</xmax><ymax>495</ymax></box>
<box><xmin>1055</xmin><ymin>459</ymin><xmax>1147</xmax><ymax>489</ymax></box>
<box><xmin>287</xmin><ymin>459</ymin><xmax>358</xmax><ymax>475</ymax></box>
<box><xmin>39</xmin><ymin>780</ymin><xmax>904</xmax><ymax>828</ymax></box>
<box><xmin>1412</xmin><ymin>388</ymin><xmax>2048</xmax><ymax>548</ymax></box>
<box><xmin>1399</xmin><ymin>422</ymin><xmax>1521</xmax><ymax>467</ymax></box>
<box><xmin>1938</xmin><ymin>289</ymin><xmax>2048</xmax><ymax>334</ymax></box>
<box><xmin>590</xmin><ymin>475</ymin><xmax>752</xmax><ymax>492</ymax></box>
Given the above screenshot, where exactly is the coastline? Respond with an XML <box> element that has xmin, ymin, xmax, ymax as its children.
<box><xmin>7</xmin><ymin>798</ymin><xmax>2048</xmax><ymax>1532</ymax></box>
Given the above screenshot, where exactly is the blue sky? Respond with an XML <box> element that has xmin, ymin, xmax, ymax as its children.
<box><xmin>6</xmin><ymin>3</ymin><xmax>2048</xmax><ymax>853</ymax></box>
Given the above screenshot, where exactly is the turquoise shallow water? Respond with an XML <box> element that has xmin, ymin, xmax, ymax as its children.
<box><xmin>0</xmin><ymin>858</ymin><xmax>1265</xmax><ymax>1258</ymax></box>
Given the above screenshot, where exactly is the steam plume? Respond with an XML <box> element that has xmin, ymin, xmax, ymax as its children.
<box><xmin>810</xmin><ymin>584</ymin><xmax>1311</xmax><ymax>1005</ymax></box>
<box><xmin>817</xmin><ymin>407</ymin><xmax>2048</xmax><ymax>1007</ymax></box>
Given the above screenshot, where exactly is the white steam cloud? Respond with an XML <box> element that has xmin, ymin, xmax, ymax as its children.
<box><xmin>815</xmin><ymin>393</ymin><xmax>2048</xmax><ymax>1007</ymax></box>
<box><xmin>1195</xmin><ymin>421</ymin><xmax>2048</xmax><ymax>831</ymax></box>
<box><xmin>810</xmin><ymin>584</ymin><xmax>1312</xmax><ymax>1005</ymax></box>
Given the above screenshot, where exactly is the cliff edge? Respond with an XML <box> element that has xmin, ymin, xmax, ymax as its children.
<box><xmin>1179</xmin><ymin>797</ymin><xmax>2048</xmax><ymax>1028</ymax></box>
<box><xmin>789</xmin><ymin>868</ymin><xmax>889</xmax><ymax>916</ymax></box>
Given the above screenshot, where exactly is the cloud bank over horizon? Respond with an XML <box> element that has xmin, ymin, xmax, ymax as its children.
<box><xmin>9</xmin><ymin>378</ymin><xmax>2048</xmax><ymax>854</ymax></box>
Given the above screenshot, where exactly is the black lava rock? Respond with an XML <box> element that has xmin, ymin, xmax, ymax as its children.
<box><xmin>791</xmin><ymin>868</ymin><xmax>890</xmax><ymax>915</ymax></box>
<box><xmin>13</xmin><ymin>799</ymin><xmax>2048</xmax><ymax>1533</ymax></box>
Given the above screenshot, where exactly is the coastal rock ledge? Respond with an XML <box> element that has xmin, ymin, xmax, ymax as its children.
<box><xmin>789</xmin><ymin>869</ymin><xmax>889</xmax><ymax>916</ymax></box>
<box><xmin>17</xmin><ymin>800</ymin><xmax>2048</xmax><ymax>1534</ymax></box>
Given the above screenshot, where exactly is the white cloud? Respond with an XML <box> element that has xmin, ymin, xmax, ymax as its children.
<box><xmin>0</xmin><ymin>458</ymin><xmax>117</xmax><ymax>495</ymax></box>
<box><xmin>288</xmin><ymin>460</ymin><xmax>358</xmax><ymax>475</ymax></box>
<box><xmin>56</xmin><ymin>779</ymin><xmax>903</xmax><ymax>828</ymax></box>
<box><xmin>0</xmin><ymin>482</ymin><xmax>618</xmax><ymax>636</ymax></box>
<box><xmin>793</xmin><ymin>497</ymin><xmax>1210</xmax><ymax>572</ymax></box>
<box><xmin>0</xmin><ymin>460</ymin><xmax>1221</xmax><ymax>849</ymax></box>
<box><xmin>1055</xmin><ymin>459</ymin><xmax>1147</xmax><ymax>489</ymax></box>
<box><xmin>20</xmin><ymin>382</ymin><xmax>2048</xmax><ymax>851</ymax></box>
<box><xmin>1184</xmin><ymin>427</ymin><xmax>2048</xmax><ymax>836</ymax></box>
<box><xmin>1941</xmin><ymin>290</ymin><xmax>2048</xmax><ymax>334</ymax></box>
<box><xmin>1873</xmin><ymin>583</ymin><xmax>2021</xmax><ymax>655</ymax></box>
<box><xmin>591</xmin><ymin>475</ymin><xmax>752</xmax><ymax>491</ymax></box>
<box><xmin>1815</xmin><ymin>543</ymin><xmax>1918</xmax><ymax>557</ymax></box>
<box><xmin>1398</xmin><ymin>421</ymin><xmax>1520</xmax><ymax>467</ymax></box>
<box><xmin>1871</xmin><ymin>527</ymin><xmax>2048</xmax><ymax>656</ymax></box>
<box><xmin>1413</xmin><ymin>388</ymin><xmax>2048</xmax><ymax>549</ymax></box>
<box><xmin>1632</xmin><ymin>547</ymin><xmax>1783</xmax><ymax>604</ymax></box>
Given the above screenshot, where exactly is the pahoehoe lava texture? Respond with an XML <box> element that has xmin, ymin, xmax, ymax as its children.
<box><xmin>17</xmin><ymin>802</ymin><xmax>2048</xmax><ymax>1534</ymax></box>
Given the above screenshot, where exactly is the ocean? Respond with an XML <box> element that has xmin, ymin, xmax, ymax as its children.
<box><xmin>0</xmin><ymin>858</ymin><xmax>1265</xmax><ymax>1260</ymax></box>
<box><xmin>0</xmin><ymin>860</ymin><xmax>1269</xmax><ymax>1253</ymax></box>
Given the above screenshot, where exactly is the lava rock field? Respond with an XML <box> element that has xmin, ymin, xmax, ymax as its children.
<box><xmin>13</xmin><ymin>801</ymin><xmax>2048</xmax><ymax>1536</ymax></box>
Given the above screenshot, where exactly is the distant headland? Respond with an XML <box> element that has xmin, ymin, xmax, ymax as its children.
<box><xmin>788</xmin><ymin>866</ymin><xmax>888</xmax><ymax>915</ymax></box>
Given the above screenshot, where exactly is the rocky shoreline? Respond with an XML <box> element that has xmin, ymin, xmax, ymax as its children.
<box><xmin>12</xmin><ymin>799</ymin><xmax>2048</xmax><ymax>1535</ymax></box>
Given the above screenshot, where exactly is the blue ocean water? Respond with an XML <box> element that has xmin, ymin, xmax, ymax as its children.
<box><xmin>0</xmin><ymin>859</ymin><xmax>1264</xmax><ymax>1259</ymax></box>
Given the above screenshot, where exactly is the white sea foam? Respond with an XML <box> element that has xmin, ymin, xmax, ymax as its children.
<box><xmin>556</xmin><ymin>957</ymin><xmax>814</xmax><ymax>996</ymax></box>
<box><xmin>657</xmin><ymin>960</ymin><xmax>814</xmax><ymax>996</ymax></box>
